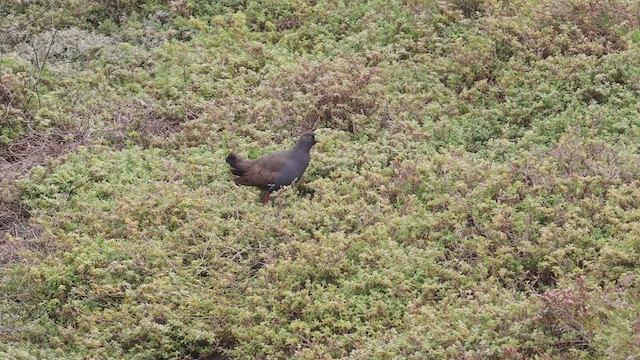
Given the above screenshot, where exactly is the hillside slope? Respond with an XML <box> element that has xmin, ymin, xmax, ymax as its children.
<box><xmin>1</xmin><ymin>1</ymin><xmax>640</xmax><ymax>358</ymax></box>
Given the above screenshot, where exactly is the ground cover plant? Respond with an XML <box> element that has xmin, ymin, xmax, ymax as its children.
<box><xmin>1</xmin><ymin>0</ymin><xmax>640</xmax><ymax>358</ymax></box>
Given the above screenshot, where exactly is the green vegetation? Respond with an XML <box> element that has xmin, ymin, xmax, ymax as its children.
<box><xmin>2</xmin><ymin>0</ymin><xmax>640</xmax><ymax>358</ymax></box>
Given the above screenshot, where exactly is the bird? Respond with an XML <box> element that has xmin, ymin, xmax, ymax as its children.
<box><xmin>226</xmin><ymin>132</ymin><xmax>317</xmax><ymax>205</ymax></box>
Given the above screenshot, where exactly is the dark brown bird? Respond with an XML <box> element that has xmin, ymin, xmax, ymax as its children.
<box><xmin>226</xmin><ymin>132</ymin><xmax>317</xmax><ymax>205</ymax></box>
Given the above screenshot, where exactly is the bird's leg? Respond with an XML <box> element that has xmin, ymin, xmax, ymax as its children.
<box><xmin>262</xmin><ymin>192</ymin><xmax>270</xmax><ymax>205</ymax></box>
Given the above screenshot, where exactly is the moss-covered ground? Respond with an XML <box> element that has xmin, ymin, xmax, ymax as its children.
<box><xmin>1</xmin><ymin>1</ymin><xmax>640</xmax><ymax>358</ymax></box>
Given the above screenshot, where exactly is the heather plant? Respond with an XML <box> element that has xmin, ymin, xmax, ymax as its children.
<box><xmin>2</xmin><ymin>0</ymin><xmax>640</xmax><ymax>359</ymax></box>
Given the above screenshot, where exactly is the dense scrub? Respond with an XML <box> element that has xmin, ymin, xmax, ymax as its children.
<box><xmin>1</xmin><ymin>0</ymin><xmax>640</xmax><ymax>358</ymax></box>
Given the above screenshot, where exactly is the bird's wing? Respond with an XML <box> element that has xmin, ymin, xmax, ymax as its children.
<box><xmin>255</xmin><ymin>151</ymin><xmax>290</xmax><ymax>172</ymax></box>
<box><xmin>233</xmin><ymin>151</ymin><xmax>291</xmax><ymax>190</ymax></box>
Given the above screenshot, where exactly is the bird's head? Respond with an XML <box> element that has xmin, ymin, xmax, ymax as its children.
<box><xmin>298</xmin><ymin>132</ymin><xmax>318</xmax><ymax>148</ymax></box>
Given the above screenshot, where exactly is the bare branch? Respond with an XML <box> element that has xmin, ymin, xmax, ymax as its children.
<box><xmin>29</xmin><ymin>27</ymin><xmax>58</xmax><ymax>107</ymax></box>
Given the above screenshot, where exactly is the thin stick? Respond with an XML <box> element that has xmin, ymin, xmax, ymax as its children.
<box><xmin>29</xmin><ymin>27</ymin><xmax>58</xmax><ymax>107</ymax></box>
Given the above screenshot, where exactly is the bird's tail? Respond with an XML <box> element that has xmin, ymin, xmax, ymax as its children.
<box><xmin>225</xmin><ymin>153</ymin><xmax>238</xmax><ymax>167</ymax></box>
<box><xmin>226</xmin><ymin>153</ymin><xmax>245</xmax><ymax>176</ymax></box>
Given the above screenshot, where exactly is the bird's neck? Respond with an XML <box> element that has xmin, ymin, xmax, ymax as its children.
<box><xmin>294</xmin><ymin>142</ymin><xmax>311</xmax><ymax>152</ymax></box>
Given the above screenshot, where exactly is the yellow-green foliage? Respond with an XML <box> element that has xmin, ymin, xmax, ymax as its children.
<box><xmin>1</xmin><ymin>0</ymin><xmax>640</xmax><ymax>359</ymax></box>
